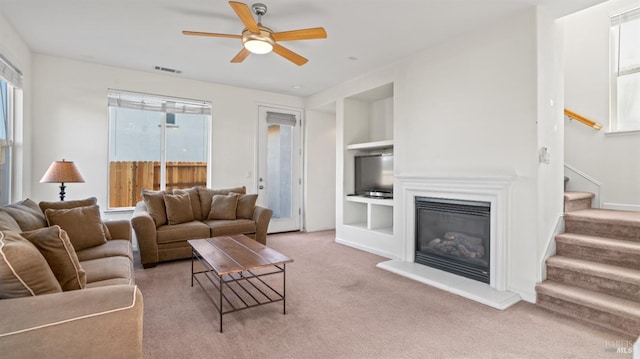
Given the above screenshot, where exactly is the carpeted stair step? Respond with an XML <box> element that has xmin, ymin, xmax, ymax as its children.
<box><xmin>564</xmin><ymin>191</ymin><xmax>594</xmax><ymax>213</ymax></box>
<box><xmin>556</xmin><ymin>233</ymin><xmax>640</xmax><ymax>270</ymax></box>
<box><xmin>546</xmin><ymin>256</ymin><xmax>640</xmax><ymax>302</ymax></box>
<box><xmin>536</xmin><ymin>281</ymin><xmax>640</xmax><ymax>337</ymax></box>
<box><xmin>564</xmin><ymin>208</ymin><xmax>640</xmax><ymax>242</ymax></box>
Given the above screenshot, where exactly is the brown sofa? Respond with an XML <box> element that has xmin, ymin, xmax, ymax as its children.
<box><xmin>0</xmin><ymin>198</ymin><xmax>143</xmax><ymax>359</ymax></box>
<box><xmin>131</xmin><ymin>186</ymin><xmax>272</xmax><ymax>268</ymax></box>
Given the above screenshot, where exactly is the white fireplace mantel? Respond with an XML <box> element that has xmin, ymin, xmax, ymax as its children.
<box><xmin>377</xmin><ymin>174</ymin><xmax>521</xmax><ymax>310</ymax></box>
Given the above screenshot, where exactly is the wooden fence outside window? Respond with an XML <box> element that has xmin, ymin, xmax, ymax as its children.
<box><xmin>109</xmin><ymin>161</ymin><xmax>207</xmax><ymax>208</ymax></box>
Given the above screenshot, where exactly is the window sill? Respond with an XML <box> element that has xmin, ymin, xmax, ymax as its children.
<box><xmin>605</xmin><ymin>129</ymin><xmax>640</xmax><ymax>136</ymax></box>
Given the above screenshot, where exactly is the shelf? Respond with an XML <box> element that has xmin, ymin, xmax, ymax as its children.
<box><xmin>343</xmin><ymin>223</ymin><xmax>393</xmax><ymax>236</ymax></box>
<box><xmin>345</xmin><ymin>195</ymin><xmax>394</xmax><ymax>206</ymax></box>
<box><xmin>346</xmin><ymin>140</ymin><xmax>393</xmax><ymax>151</ymax></box>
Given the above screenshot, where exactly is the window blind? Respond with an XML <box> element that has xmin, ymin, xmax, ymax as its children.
<box><xmin>611</xmin><ymin>7</ymin><xmax>640</xmax><ymax>77</ymax></box>
<box><xmin>266</xmin><ymin>111</ymin><xmax>297</xmax><ymax>127</ymax></box>
<box><xmin>107</xmin><ymin>89</ymin><xmax>211</xmax><ymax>115</ymax></box>
<box><xmin>0</xmin><ymin>54</ymin><xmax>22</xmax><ymax>89</ymax></box>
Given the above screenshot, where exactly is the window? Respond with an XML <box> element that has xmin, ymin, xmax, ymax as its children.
<box><xmin>0</xmin><ymin>54</ymin><xmax>22</xmax><ymax>205</ymax></box>
<box><xmin>611</xmin><ymin>7</ymin><xmax>640</xmax><ymax>132</ymax></box>
<box><xmin>108</xmin><ymin>90</ymin><xmax>211</xmax><ymax>208</ymax></box>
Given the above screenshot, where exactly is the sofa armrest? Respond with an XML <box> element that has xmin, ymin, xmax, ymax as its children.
<box><xmin>131</xmin><ymin>201</ymin><xmax>159</xmax><ymax>268</ymax></box>
<box><xmin>252</xmin><ymin>205</ymin><xmax>273</xmax><ymax>245</ymax></box>
<box><xmin>105</xmin><ymin>219</ymin><xmax>131</xmax><ymax>241</ymax></box>
<box><xmin>0</xmin><ymin>285</ymin><xmax>143</xmax><ymax>359</ymax></box>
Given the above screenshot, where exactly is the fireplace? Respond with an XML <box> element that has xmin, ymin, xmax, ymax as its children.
<box><xmin>415</xmin><ymin>197</ymin><xmax>490</xmax><ymax>283</ymax></box>
<box><xmin>376</xmin><ymin>175</ymin><xmax>520</xmax><ymax>310</ymax></box>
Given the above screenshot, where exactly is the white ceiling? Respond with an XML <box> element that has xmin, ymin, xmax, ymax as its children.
<box><xmin>1</xmin><ymin>0</ymin><xmax>556</xmax><ymax>97</ymax></box>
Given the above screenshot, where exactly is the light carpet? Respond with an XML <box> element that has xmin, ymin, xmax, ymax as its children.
<box><xmin>135</xmin><ymin>230</ymin><xmax>633</xmax><ymax>358</ymax></box>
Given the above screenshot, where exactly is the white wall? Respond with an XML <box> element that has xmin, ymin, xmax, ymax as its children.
<box><xmin>564</xmin><ymin>0</ymin><xmax>640</xmax><ymax>211</ymax></box>
<box><xmin>398</xmin><ymin>10</ymin><xmax>540</xmax><ymax>299</ymax></box>
<box><xmin>30</xmin><ymin>54</ymin><xmax>304</xmax><ymax>219</ymax></box>
<box><xmin>305</xmin><ymin>0</ymin><xmax>607</xmax><ymax>302</ymax></box>
<box><xmin>309</xmin><ymin>9</ymin><xmax>542</xmax><ymax>299</ymax></box>
<box><xmin>304</xmin><ymin>110</ymin><xmax>336</xmax><ymax>231</ymax></box>
<box><xmin>370</xmin><ymin>97</ymin><xmax>393</xmax><ymax>142</ymax></box>
<box><xmin>536</xmin><ymin>6</ymin><xmax>567</xmax><ymax>283</ymax></box>
<box><xmin>0</xmin><ymin>11</ymin><xmax>32</xmax><ymax>201</ymax></box>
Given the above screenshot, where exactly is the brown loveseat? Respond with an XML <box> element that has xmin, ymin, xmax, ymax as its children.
<box><xmin>0</xmin><ymin>198</ymin><xmax>143</xmax><ymax>359</ymax></box>
<box><xmin>131</xmin><ymin>186</ymin><xmax>272</xmax><ymax>268</ymax></box>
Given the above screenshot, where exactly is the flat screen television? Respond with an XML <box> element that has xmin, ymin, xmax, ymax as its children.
<box><xmin>354</xmin><ymin>153</ymin><xmax>393</xmax><ymax>198</ymax></box>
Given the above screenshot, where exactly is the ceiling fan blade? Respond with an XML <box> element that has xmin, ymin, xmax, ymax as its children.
<box><xmin>229</xmin><ymin>1</ymin><xmax>259</xmax><ymax>33</ymax></box>
<box><xmin>272</xmin><ymin>27</ymin><xmax>327</xmax><ymax>42</ymax></box>
<box><xmin>182</xmin><ymin>30</ymin><xmax>241</xmax><ymax>39</ymax></box>
<box><xmin>273</xmin><ymin>44</ymin><xmax>308</xmax><ymax>66</ymax></box>
<box><xmin>231</xmin><ymin>48</ymin><xmax>251</xmax><ymax>63</ymax></box>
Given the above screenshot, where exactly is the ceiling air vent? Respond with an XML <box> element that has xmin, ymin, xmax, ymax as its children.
<box><xmin>154</xmin><ymin>66</ymin><xmax>182</xmax><ymax>74</ymax></box>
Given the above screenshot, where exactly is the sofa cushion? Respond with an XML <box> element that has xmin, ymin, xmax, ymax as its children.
<box><xmin>2</xmin><ymin>198</ymin><xmax>47</xmax><ymax>231</ymax></box>
<box><xmin>81</xmin><ymin>256</ymin><xmax>133</xmax><ymax>285</ymax></box>
<box><xmin>76</xmin><ymin>239</ymin><xmax>133</xmax><ymax>262</ymax></box>
<box><xmin>156</xmin><ymin>221</ymin><xmax>210</xmax><ymax>244</ymax></box>
<box><xmin>0</xmin><ymin>230</ymin><xmax>62</xmax><ymax>298</ymax></box>
<box><xmin>39</xmin><ymin>197</ymin><xmax>97</xmax><ymax>212</ymax></box>
<box><xmin>163</xmin><ymin>192</ymin><xmax>195</xmax><ymax>225</ymax></box>
<box><xmin>207</xmin><ymin>194</ymin><xmax>239</xmax><ymax>220</ymax></box>
<box><xmin>0</xmin><ymin>210</ymin><xmax>21</xmax><ymax>231</ymax></box>
<box><xmin>39</xmin><ymin>197</ymin><xmax>112</xmax><ymax>240</ymax></box>
<box><xmin>141</xmin><ymin>189</ymin><xmax>168</xmax><ymax>227</ymax></box>
<box><xmin>232</xmin><ymin>193</ymin><xmax>258</xmax><ymax>220</ymax></box>
<box><xmin>204</xmin><ymin>219</ymin><xmax>256</xmax><ymax>238</ymax></box>
<box><xmin>197</xmin><ymin>186</ymin><xmax>246</xmax><ymax>219</ymax></box>
<box><xmin>172</xmin><ymin>187</ymin><xmax>203</xmax><ymax>221</ymax></box>
<box><xmin>44</xmin><ymin>205</ymin><xmax>107</xmax><ymax>251</ymax></box>
<box><xmin>20</xmin><ymin>226</ymin><xmax>86</xmax><ymax>291</ymax></box>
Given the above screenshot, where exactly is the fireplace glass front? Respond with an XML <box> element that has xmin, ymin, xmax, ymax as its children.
<box><xmin>415</xmin><ymin>197</ymin><xmax>490</xmax><ymax>283</ymax></box>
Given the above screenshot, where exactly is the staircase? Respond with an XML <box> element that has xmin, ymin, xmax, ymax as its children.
<box><xmin>536</xmin><ymin>191</ymin><xmax>640</xmax><ymax>338</ymax></box>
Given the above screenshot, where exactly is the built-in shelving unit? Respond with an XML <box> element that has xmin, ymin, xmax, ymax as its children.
<box><xmin>344</xmin><ymin>196</ymin><xmax>393</xmax><ymax>234</ymax></box>
<box><xmin>336</xmin><ymin>82</ymin><xmax>396</xmax><ymax>259</ymax></box>
<box><xmin>346</xmin><ymin>139</ymin><xmax>394</xmax><ymax>151</ymax></box>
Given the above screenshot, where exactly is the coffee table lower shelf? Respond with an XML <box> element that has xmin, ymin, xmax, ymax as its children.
<box><xmin>190</xmin><ymin>249</ymin><xmax>288</xmax><ymax>333</ymax></box>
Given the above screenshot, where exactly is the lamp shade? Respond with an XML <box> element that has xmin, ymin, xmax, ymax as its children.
<box><xmin>40</xmin><ymin>160</ymin><xmax>85</xmax><ymax>183</ymax></box>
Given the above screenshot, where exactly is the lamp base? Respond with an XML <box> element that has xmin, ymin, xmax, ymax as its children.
<box><xmin>59</xmin><ymin>183</ymin><xmax>66</xmax><ymax>201</ymax></box>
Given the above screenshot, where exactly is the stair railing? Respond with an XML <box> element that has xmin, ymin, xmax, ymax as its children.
<box><xmin>564</xmin><ymin>109</ymin><xmax>603</xmax><ymax>130</ymax></box>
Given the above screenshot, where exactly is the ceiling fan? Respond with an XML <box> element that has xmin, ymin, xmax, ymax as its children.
<box><xmin>182</xmin><ymin>1</ymin><xmax>327</xmax><ymax>66</ymax></box>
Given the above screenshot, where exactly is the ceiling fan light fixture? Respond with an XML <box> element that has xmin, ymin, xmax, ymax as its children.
<box><xmin>244</xmin><ymin>39</ymin><xmax>273</xmax><ymax>54</ymax></box>
<box><xmin>183</xmin><ymin>1</ymin><xmax>326</xmax><ymax>65</ymax></box>
<box><xmin>242</xmin><ymin>27</ymin><xmax>275</xmax><ymax>54</ymax></box>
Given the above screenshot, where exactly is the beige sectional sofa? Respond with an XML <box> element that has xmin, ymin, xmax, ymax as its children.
<box><xmin>131</xmin><ymin>186</ymin><xmax>272</xmax><ymax>268</ymax></box>
<box><xmin>0</xmin><ymin>198</ymin><xmax>143</xmax><ymax>359</ymax></box>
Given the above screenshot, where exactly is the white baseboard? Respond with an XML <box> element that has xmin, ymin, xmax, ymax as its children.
<box><xmin>510</xmin><ymin>286</ymin><xmax>536</xmax><ymax>304</ymax></box>
<box><xmin>304</xmin><ymin>226</ymin><xmax>336</xmax><ymax>232</ymax></box>
<box><xmin>603</xmin><ymin>203</ymin><xmax>640</xmax><ymax>212</ymax></box>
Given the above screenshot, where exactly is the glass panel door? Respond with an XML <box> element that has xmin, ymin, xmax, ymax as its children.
<box><xmin>257</xmin><ymin>106</ymin><xmax>302</xmax><ymax>233</ymax></box>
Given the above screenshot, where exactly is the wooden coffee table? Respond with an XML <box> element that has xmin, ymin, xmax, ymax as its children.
<box><xmin>188</xmin><ymin>234</ymin><xmax>293</xmax><ymax>332</ymax></box>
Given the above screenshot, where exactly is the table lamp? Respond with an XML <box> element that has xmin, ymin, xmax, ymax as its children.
<box><xmin>40</xmin><ymin>159</ymin><xmax>85</xmax><ymax>201</ymax></box>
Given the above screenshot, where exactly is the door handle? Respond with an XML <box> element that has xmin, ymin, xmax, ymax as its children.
<box><xmin>259</xmin><ymin>185</ymin><xmax>264</xmax><ymax>190</ymax></box>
